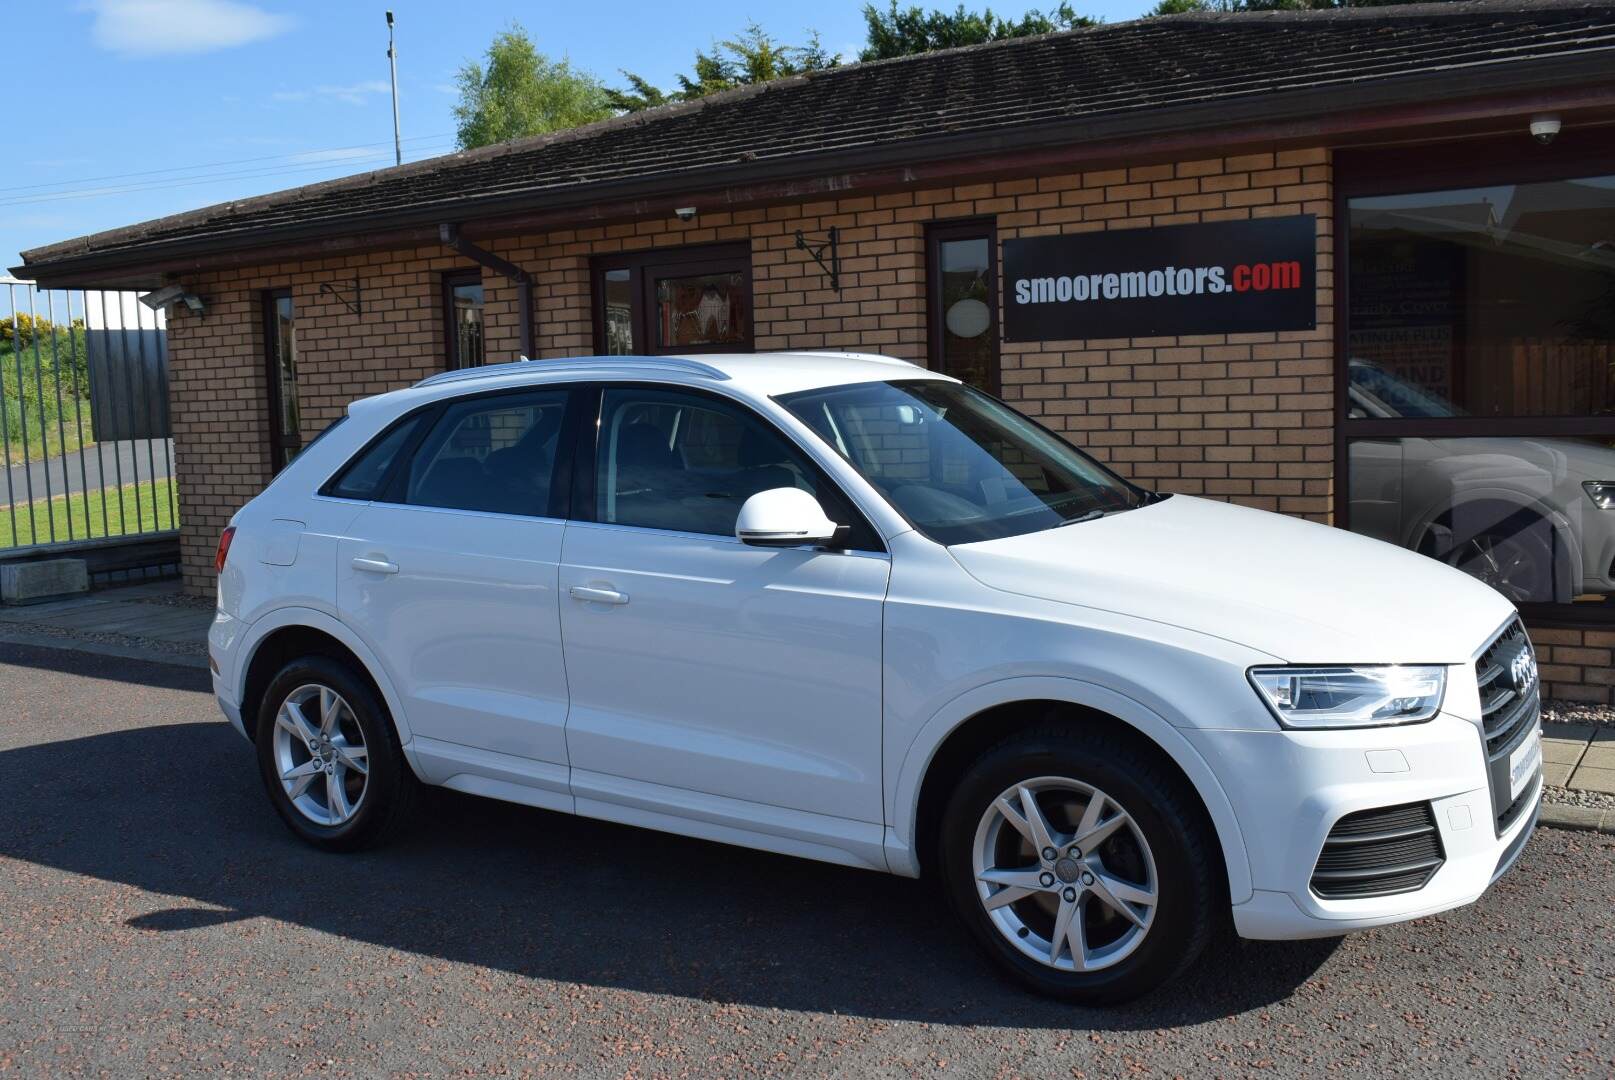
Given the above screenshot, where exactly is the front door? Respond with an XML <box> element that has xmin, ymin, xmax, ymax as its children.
<box><xmin>558</xmin><ymin>385</ymin><xmax>890</xmax><ymax>825</ymax></box>
<box><xmin>336</xmin><ymin>387</ymin><xmax>575</xmax><ymax>804</ymax></box>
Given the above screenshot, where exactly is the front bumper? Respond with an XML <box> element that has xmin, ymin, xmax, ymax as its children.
<box><xmin>1185</xmin><ymin>711</ymin><xmax>1542</xmax><ymax>940</ymax></box>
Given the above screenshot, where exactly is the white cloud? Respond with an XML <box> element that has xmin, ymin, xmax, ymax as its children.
<box><xmin>271</xmin><ymin>80</ymin><xmax>392</xmax><ymax>106</ymax></box>
<box><xmin>85</xmin><ymin>0</ymin><xmax>293</xmax><ymax>57</ymax></box>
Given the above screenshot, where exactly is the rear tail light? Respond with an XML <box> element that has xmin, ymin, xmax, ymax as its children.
<box><xmin>215</xmin><ymin>526</ymin><xmax>236</xmax><ymax>573</ymax></box>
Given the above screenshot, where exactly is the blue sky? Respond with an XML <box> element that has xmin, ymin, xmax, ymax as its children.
<box><xmin>4</xmin><ymin>0</ymin><xmax>1154</xmax><ymax>274</ymax></box>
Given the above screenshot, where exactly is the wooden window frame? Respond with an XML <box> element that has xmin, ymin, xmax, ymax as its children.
<box><xmin>1333</xmin><ymin>132</ymin><xmax>1615</xmax><ymax>626</ymax></box>
<box><xmin>590</xmin><ymin>242</ymin><xmax>754</xmax><ymax>355</ymax></box>
<box><xmin>261</xmin><ymin>287</ymin><xmax>298</xmax><ymax>474</ymax></box>
<box><xmin>926</xmin><ymin>218</ymin><xmax>1001</xmax><ymax>395</ymax></box>
<box><xmin>442</xmin><ymin>268</ymin><xmax>485</xmax><ymax>370</ymax></box>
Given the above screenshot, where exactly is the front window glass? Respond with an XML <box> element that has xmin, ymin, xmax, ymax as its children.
<box><xmin>778</xmin><ymin>380</ymin><xmax>1146</xmax><ymax>545</ymax></box>
<box><xmin>596</xmin><ymin>386</ymin><xmax>827</xmax><ymax>537</ymax></box>
<box><xmin>401</xmin><ymin>391</ymin><xmax>568</xmax><ymax>517</ymax></box>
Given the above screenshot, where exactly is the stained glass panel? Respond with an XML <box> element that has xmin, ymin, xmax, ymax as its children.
<box><xmin>656</xmin><ymin>271</ymin><xmax>749</xmax><ymax>348</ymax></box>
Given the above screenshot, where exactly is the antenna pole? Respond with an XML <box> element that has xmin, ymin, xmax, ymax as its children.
<box><xmin>386</xmin><ymin>10</ymin><xmax>402</xmax><ymax>166</ymax></box>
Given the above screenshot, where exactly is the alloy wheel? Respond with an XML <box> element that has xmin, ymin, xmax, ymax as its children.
<box><xmin>270</xmin><ymin>683</ymin><xmax>369</xmax><ymax>826</ymax></box>
<box><xmin>971</xmin><ymin>776</ymin><xmax>1158</xmax><ymax>972</ymax></box>
<box><xmin>1453</xmin><ymin>532</ymin><xmax>1544</xmax><ymax>603</ymax></box>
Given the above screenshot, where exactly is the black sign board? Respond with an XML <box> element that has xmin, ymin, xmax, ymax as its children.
<box><xmin>1001</xmin><ymin>215</ymin><xmax>1316</xmax><ymax>341</ymax></box>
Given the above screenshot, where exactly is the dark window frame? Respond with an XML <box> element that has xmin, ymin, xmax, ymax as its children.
<box><xmin>1334</xmin><ymin>132</ymin><xmax>1615</xmax><ymax>626</ymax></box>
<box><xmin>926</xmin><ymin>218</ymin><xmax>1001</xmax><ymax>394</ymax></box>
<box><xmin>442</xmin><ymin>268</ymin><xmax>485</xmax><ymax>370</ymax></box>
<box><xmin>261</xmin><ymin>287</ymin><xmax>299</xmax><ymax>473</ymax></box>
<box><xmin>590</xmin><ymin>243</ymin><xmax>754</xmax><ymax>355</ymax></box>
<box><xmin>567</xmin><ymin>381</ymin><xmax>885</xmax><ymax>553</ymax></box>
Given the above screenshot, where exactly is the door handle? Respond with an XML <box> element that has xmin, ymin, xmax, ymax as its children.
<box><xmin>569</xmin><ymin>585</ymin><xmax>629</xmax><ymax>605</ymax></box>
<box><xmin>351</xmin><ymin>556</ymin><xmax>399</xmax><ymax>575</ymax></box>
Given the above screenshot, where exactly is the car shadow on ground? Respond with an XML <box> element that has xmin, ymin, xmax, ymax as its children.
<box><xmin>0</xmin><ymin>718</ymin><xmax>1340</xmax><ymax>1030</ymax></box>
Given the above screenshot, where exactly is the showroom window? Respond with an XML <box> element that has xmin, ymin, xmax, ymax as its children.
<box><xmin>443</xmin><ymin>269</ymin><xmax>485</xmax><ymax>369</ymax></box>
<box><xmin>591</xmin><ymin>244</ymin><xmax>753</xmax><ymax>355</ymax></box>
<box><xmin>1340</xmin><ymin>143</ymin><xmax>1615</xmax><ymax>617</ymax></box>
<box><xmin>926</xmin><ymin>220</ymin><xmax>1000</xmax><ymax>393</ymax></box>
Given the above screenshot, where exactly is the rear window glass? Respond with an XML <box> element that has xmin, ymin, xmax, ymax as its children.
<box><xmin>325</xmin><ymin>415</ymin><xmax>423</xmax><ymax>501</ymax></box>
<box><xmin>400</xmin><ymin>391</ymin><xmax>569</xmax><ymax>517</ymax></box>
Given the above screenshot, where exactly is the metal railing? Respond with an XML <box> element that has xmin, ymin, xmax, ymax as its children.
<box><xmin>0</xmin><ymin>279</ymin><xmax>177</xmax><ymax>558</ymax></box>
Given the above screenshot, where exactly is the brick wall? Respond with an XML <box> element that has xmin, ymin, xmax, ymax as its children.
<box><xmin>158</xmin><ymin>145</ymin><xmax>1605</xmax><ymax>701</ymax></box>
<box><xmin>1527</xmin><ymin>626</ymin><xmax>1615</xmax><ymax>704</ymax></box>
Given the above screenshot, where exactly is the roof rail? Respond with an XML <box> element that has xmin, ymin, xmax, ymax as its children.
<box><xmin>414</xmin><ymin>355</ymin><xmax>731</xmax><ymax>389</ymax></box>
<box><xmin>779</xmin><ymin>349</ymin><xmax>921</xmax><ymax>370</ymax></box>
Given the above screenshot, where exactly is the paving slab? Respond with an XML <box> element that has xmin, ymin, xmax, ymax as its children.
<box><xmin>1581</xmin><ymin>744</ymin><xmax>1615</xmax><ymax>770</ymax></box>
<box><xmin>1542</xmin><ymin>736</ymin><xmax>1588</xmax><ymax>765</ymax></box>
<box><xmin>1568</xmin><ymin>765</ymin><xmax>1615</xmax><ymax>794</ymax></box>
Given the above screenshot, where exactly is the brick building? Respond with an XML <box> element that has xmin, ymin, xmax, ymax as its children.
<box><xmin>15</xmin><ymin>1</ymin><xmax>1615</xmax><ymax>698</ymax></box>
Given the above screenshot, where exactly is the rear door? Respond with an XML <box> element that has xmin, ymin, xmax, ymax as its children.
<box><xmin>335</xmin><ymin>386</ymin><xmax>579</xmax><ymax>807</ymax></box>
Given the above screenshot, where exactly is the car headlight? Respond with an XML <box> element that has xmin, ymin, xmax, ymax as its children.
<box><xmin>1583</xmin><ymin>481</ymin><xmax>1615</xmax><ymax>510</ymax></box>
<box><xmin>1248</xmin><ymin>665</ymin><xmax>1446</xmax><ymax>729</ymax></box>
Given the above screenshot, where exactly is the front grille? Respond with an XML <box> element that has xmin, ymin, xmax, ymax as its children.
<box><xmin>1310</xmin><ymin>801</ymin><xmax>1445</xmax><ymax>900</ymax></box>
<box><xmin>1475</xmin><ymin>619</ymin><xmax>1542</xmax><ymax>834</ymax></box>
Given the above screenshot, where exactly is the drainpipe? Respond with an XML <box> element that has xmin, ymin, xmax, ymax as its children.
<box><xmin>439</xmin><ymin>224</ymin><xmax>533</xmax><ymax>359</ymax></box>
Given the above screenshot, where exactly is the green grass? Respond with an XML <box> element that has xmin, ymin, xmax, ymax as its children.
<box><xmin>0</xmin><ymin>477</ymin><xmax>176</xmax><ymax>549</ymax></box>
<box><xmin>1</xmin><ymin>332</ymin><xmax>96</xmax><ymax>464</ymax></box>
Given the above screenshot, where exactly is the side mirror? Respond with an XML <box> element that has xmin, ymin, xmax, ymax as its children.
<box><xmin>735</xmin><ymin>487</ymin><xmax>839</xmax><ymax>548</ymax></box>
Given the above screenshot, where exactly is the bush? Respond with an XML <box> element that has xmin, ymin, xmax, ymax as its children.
<box><xmin>0</xmin><ymin>328</ymin><xmax>94</xmax><ymax>457</ymax></box>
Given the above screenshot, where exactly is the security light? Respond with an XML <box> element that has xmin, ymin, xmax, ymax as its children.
<box><xmin>138</xmin><ymin>285</ymin><xmax>185</xmax><ymax>310</ymax></box>
<box><xmin>138</xmin><ymin>285</ymin><xmax>205</xmax><ymax>316</ymax></box>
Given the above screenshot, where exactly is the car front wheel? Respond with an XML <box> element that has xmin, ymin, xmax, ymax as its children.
<box><xmin>939</xmin><ymin>726</ymin><xmax>1220</xmax><ymax>1003</ymax></box>
<box><xmin>254</xmin><ymin>655</ymin><xmax>418</xmax><ymax>851</ymax></box>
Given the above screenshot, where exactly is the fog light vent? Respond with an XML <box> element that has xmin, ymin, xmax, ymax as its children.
<box><xmin>1310</xmin><ymin>801</ymin><xmax>1444</xmax><ymax>900</ymax></box>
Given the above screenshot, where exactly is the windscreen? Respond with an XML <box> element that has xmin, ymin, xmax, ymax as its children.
<box><xmin>778</xmin><ymin>380</ymin><xmax>1148</xmax><ymax>544</ymax></box>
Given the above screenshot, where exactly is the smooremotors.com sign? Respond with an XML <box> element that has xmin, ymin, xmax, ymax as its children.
<box><xmin>1002</xmin><ymin>215</ymin><xmax>1316</xmax><ymax>341</ymax></box>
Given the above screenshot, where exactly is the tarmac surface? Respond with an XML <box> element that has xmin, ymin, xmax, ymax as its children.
<box><xmin>1</xmin><ymin>641</ymin><xmax>1611</xmax><ymax>1077</ymax></box>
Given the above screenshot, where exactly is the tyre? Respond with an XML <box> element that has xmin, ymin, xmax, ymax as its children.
<box><xmin>1444</xmin><ymin>519</ymin><xmax>1556</xmax><ymax>604</ymax></box>
<box><xmin>939</xmin><ymin>725</ymin><xmax>1219</xmax><ymax>1004</ymax></box>
<box><xmin>254</xmin><ymin>655</ymin><xmax>419</xmax><ymax>851</ymax></box>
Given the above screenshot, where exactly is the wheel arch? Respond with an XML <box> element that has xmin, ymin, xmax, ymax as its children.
<box><xmin>235</xmin><ymin>608</ymin><xmax>416</xmax><ymax>754</ymax></box>
<box><xmin>1405</xmin><ymin>491</ymin><xmax>1581</xmax><ymax>599</ymax></box>
<box><xmin>889</xmin><ymin>677</ymin><xmax>1252</xmax><ymax>905</ymax></box>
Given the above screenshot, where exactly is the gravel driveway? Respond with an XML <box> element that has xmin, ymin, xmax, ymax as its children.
<box><xmin>1</xmin><ymin>642</ymin><xmax>1611</xmax><ymax>1077</ymax></box>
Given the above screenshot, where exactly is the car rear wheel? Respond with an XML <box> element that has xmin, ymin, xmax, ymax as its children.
<box><xmin>254</xmin><ymin>655</ymin><xmax>418</xmax><ymax>851</ymax></box>
<box><xmin>939</xmin><ymin>726</ymin><xmax>1219</xmax><ymax>1003</ymax></box>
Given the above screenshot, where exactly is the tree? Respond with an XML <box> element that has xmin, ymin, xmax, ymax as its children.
<box><xmin>453</xmin><ymin>23</ymin><xmax>614</xmax><ymax>149</ymax></box>
<box><xmin>859</xmin><ymin>2</ymin><xmax>1094</xmax><ymax>61</ymax></box>
<box><xmin>608</xmin><ymin>23</ymin><xmax>839</xmax><ymax>113</ymax></box>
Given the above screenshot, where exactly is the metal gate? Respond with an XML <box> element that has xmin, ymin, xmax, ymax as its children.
<box><xmin>0</xmin><ymin>279</ymin><xmax>177</xmax><ymax>567</ymax></box>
